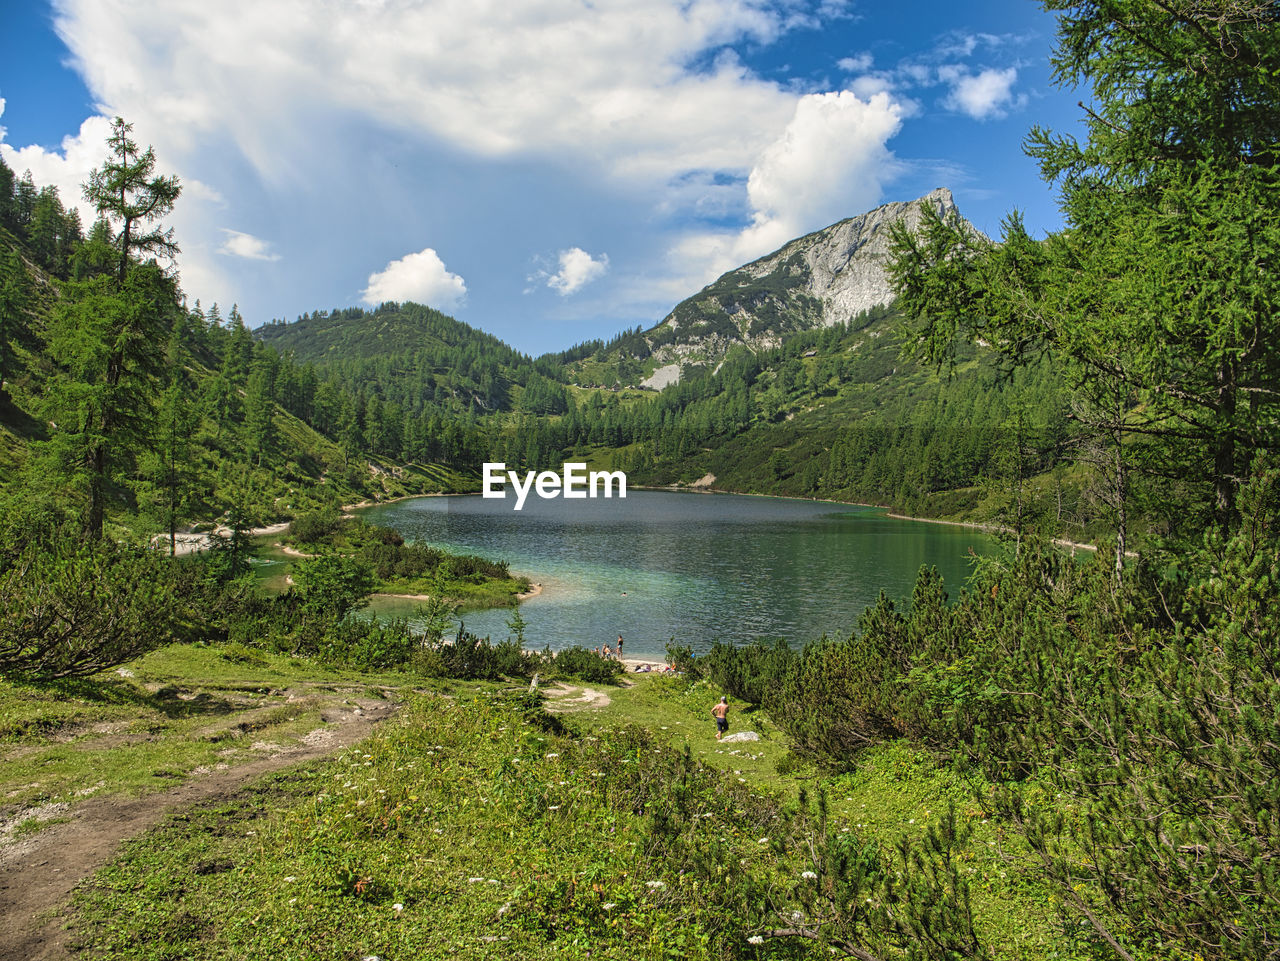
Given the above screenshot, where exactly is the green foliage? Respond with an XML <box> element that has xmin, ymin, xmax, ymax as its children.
<box><xmin>664</xmin><ymin>640</ymin><xmax>698</xmax><ymax>675</ymax></box>
<box><xmin>982</xmin><ymin>463</ymin><xmax>1280</xmax><ymax>961</ymax></box>
<box><xmin>72</xmin><ymin>689</ymin><xmax>997</xmax><ymax>961</ymax></box>
<box><xmin>433</xmin><ymin>628</ymin><xmax>529</xmax><ymax>681</ymax></box>
<box><xmin>545</xmin><ymin>645</ymin><xmax>624</xmax><ymax>684</ymax></box>
<box><xmin>769</xmin><ymin>793</ymin><xmax>986</xmax><ymax>960</ymax></box>
<box><xmin>889</xmin><ymin>2</ymin><xmax>1280</xmax><ymax>544</ymax></box>
<box><xmin>286</xmin><ymin>505</ymin><xmax>344</xmax><ymax>544</ymax></box>
<box><xmin>291</xmin><ymin>554</ymin><xmax>375</xmax><ymax>624</ymax></box>
<box><xmin>697</xmin><ymin>637</ymin><xmax>795</xmax><ymax>705</ymax></box>
<box><xmin>0</xmin><ymin>539</ymin><xmax>187</xmax><ymax>679</ymax></box>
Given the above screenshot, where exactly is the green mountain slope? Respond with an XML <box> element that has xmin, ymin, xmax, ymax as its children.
<box><xmin>0</xmin><ymin>169</ymin><xmax>470</xmax><ymax>537</ymax></box>
<box><xmin>255</xmin><ymin>301</ymin><xmax>565</xmax><ymax>417</ymax></box>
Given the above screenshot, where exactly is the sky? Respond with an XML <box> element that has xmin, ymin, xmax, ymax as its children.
<box><xmin>0</xmin><ymin>0</ymin><xmax>1086</xmax><ymax>357</ymax></box>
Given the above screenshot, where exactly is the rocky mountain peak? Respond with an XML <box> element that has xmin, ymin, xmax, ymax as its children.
<box><xmin>628</xmin><ymin>189</ymin><xmax>978</xmax><ymax>389</ymax></box>
<box><xmin>733</xmin><ymin>187</ymin><xmax>963</xmax><ymax>329</ymax></box>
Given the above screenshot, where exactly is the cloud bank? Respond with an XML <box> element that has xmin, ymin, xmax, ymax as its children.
<box><xmin>0</xmin><ymin>2</ymin><xmax>1032</xmax><ymax>343</ymax></box>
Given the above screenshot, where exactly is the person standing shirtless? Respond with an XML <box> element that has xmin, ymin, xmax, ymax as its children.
<box><xmin>711</xmin><ymin>696</ymin><xmax>729</xmax><ymax>740</ymax></box>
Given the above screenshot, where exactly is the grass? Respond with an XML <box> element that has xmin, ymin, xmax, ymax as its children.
<box><xmin>71</xmin><ymin>690</ymin><xmax>790</xmax><ymax>960</ymax></box>
<box><xmin>0</xmin><ymin>643</ymin><xmax>416</xmax><ymax>811</ymax></box>
<box><xmin>3</xmin><ymin>650</ymin><xmax>1086</xmax><ymax>959</ymax></box>
<box><xmin>585</xmin><ymin>674</ymin><xmax>1067</xmax><ymax>960</ymax></box>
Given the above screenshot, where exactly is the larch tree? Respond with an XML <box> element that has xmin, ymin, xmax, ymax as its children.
<box><xmin>46</xmin><ymin>118</ymin><xmax>182</xmax><ymax>539</ymax></box>
<box><xmin>888</xmin><ymin>1</ymin><xmax>1280</xmax><ymax>556</ymax></box>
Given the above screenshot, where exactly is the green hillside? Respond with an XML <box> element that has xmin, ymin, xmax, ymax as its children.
<box><xmin>0</xmin><ymin>152</ymin><xmax>476</xmax><ymax>540</ymax></box>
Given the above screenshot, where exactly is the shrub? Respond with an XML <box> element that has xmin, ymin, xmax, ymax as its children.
<box><xmin>664</xmin><ymin>640</ymin><xmax>699</xmax><ymax>675</ymax></box>
<box><xmin>0</xmin><ymin>540</ymin><xmax>186</xmax><ymax>680</ymax></box>
<box><xmin>316</xmin><ymin>616</ymin><xmax>419</xmax><ymax>671</ymax></box>
<box><xmin>547</xmin><ymin>645</ymin><xmax>624</xmax><ymax>684</ymax></box>
<box><xmin>697</xmin><ymin>637</ymin><xmax>795</xmax><ymax>705</ymax></box>
<box><xmin>287</xmin><ymin>506</ymin><xmax>344</xmax><ymax>545</ymax></box>
<box><xmin>768</xmin><ymin>592</ymin><xmax>911</xmax><ymax>771</ymax></box>
<box><xmin>292</xmin><ymin>555</ymin><xmax>375</xmax><ymax>625</ymax></box>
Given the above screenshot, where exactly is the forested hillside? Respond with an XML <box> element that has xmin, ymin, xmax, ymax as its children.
<box><xmin>0</xmin><ymin>147</ymin><xmax>489</xmax><ymax>537</ymax></box>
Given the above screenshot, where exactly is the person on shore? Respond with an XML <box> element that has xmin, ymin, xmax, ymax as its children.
<box><xmin>616</xmin><ymin>635</ymin><xmax>624</xmax><ymax>660</ymax></box>
<box><xmin>603</xmin><ymin>644</ymin><xmax>612</xmax><ymax>659</ymax></box>
<box><xmin>711</xmin><ymin>696</ymin><xmax>729</xmax><ymax>740</ymax></box>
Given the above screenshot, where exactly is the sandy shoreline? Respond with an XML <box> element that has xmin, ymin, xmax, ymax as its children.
<box><xmin>372</xmin><ymin>580</ymin><xmax>544</xmax><ymax>603</ymax></box>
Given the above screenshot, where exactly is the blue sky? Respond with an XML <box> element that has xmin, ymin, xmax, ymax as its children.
<box><xmin>1</xmin><ymin>0</ymin><xmax>1085</xmax><ymax>356</ymax></box>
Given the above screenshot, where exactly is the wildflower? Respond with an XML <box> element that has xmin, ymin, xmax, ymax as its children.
<box><xmin>757</xmin><ymin>837</ymin><xmax>769</xmax><ymax>844</ymax></box>
<box><xmin>603</xmin><ymin>902</ymin><xmax>618</xmax><ymax>911</ymax></box>
<box><xmin>283</xmin><ymin>876</ymin><xmax>297</xmax><ymax>882</ymax></box>
<box><xmin>645</xmin><ymin>880</ymin><xmax>666</xmax><ymax>890</ymax></box>
<box><xmin>548</xmin><ymin>805</ymin><xmax>561</xmax><ymax>810</ymax></box>
<box><xmin>545</xmin><ymin>753</ymin><xmax>559</xmax><ymax>759</ymax></box>
<box><xmin>747</xmin><ymin>935</ymin><xmax>764</xmax><ymax>945</ymax></box>
<box><xmin>393</xmin><ymin>903</ymin><xmax>404</xmax><ymax>914</ymax></box>
<box><xmin>801</xmin><ymin>871</ymin><xmax>817</xmax><ymax>880</ymax></box>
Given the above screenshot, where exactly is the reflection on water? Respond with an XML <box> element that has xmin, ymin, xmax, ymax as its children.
<box><xmin>361</xmin><ymin>490</ymin><xmax>996</xmax><ymax>659</ymax></box>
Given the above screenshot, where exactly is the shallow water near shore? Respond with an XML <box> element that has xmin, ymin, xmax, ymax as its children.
<box><xmin>362</xmin><ymin>490</ymin><xmax>997</xmax><ymax>659</ymax></box>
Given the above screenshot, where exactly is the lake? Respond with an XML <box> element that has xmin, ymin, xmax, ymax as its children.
<box><xmin>361</xmin><ymin>490</ymin><xmax>996</xmax><ymax>660</ymax></box>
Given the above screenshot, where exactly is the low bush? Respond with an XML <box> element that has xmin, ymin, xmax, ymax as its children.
<box><xmin>546</xmin><ymin>645</ymin><xmax>624</xmax><ymax>684</ymax></box>
<box><xmin>697</xmin><ymin>636</ymin><xmax>795</xmax><ymax>705</ymax></box>
<box><xmin>0</xmin><ymin>540</ymin><xmax>188</xmax><ymax>680</ymax></box>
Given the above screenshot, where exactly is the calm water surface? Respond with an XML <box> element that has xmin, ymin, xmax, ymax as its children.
<box><xmin>362</xmin><ymin>490</ymin><xmax>995</xmax><ymax>659</ymax></box>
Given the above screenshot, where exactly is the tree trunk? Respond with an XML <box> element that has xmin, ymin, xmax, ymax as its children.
<box><xmin>1213</xmin><ymin>359</ymin><xmax>1237</xmax><ymax>530</ymax></box>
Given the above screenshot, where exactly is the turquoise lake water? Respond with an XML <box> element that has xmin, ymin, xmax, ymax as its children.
<box><xmin>361</xmin><ymin>490</ymin><xmax>997</xmax><ymax>660</ymax></box>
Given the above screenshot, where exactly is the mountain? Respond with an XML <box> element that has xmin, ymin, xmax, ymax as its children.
<box><xmin>565</xmin><ymin>188</ymin><xmax>973</xmax><ymax>390</ymax></box>
<box><xmin>253</xmin><ymin>302</ymin><xmax>566</xmax><ymax>417</ymax></box>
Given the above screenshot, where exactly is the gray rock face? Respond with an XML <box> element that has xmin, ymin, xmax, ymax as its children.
<box><xmin>640</xmin><ymin>188</ymin><xmax>977</xmax><ymax>383</ymax></box>
<box><xmin>746</xmin><ymin>187</ymin><xmax>961</xmax><ymax>328</ymax></box>
<box><xmin>640</xmin><ymin>363</ymin><xmax>682</xmax><ymax>391</ymax></box>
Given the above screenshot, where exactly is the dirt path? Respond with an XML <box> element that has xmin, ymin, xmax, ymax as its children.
<box><xmin>0</xmin><ymin>696</ymin><xmax>399</xmax><ymax>961</ymax></box>
<box><xmin>543</xmin><ymin>682</ymin><xmax>612</xmax><ymax>711</ymax></box>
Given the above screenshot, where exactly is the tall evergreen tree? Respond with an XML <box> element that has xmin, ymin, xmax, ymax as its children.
<box><xmin>0</xmin><ymin>248</ymin><xmax>31</xmax><ymax>395</ymax></box>
<box><xmin>46</xmin><ymin>118</ymin><xmax>182</xmax><ymax>539</ymax></box>
<box><xmin>889</xmin><ymin>1</ymin><xmax>1280</xmax><ymax>540</ymax></box>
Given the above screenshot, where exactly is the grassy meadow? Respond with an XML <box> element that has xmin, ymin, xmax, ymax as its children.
<box><xmin>0</xmin><ymin>644</ymin><xmax>1080</xmax><ymax>961</ymax></box>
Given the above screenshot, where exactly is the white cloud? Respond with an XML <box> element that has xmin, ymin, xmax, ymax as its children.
<box><xmin>49</xmin><ymin>0</ymin><xmax>818</xmax><ymax>185</ymax></box>
<box><xmin>656</xmin><ymin>88</ymin><xmax>904</xmax><ymax>293</ymax></box>
<box><xmin>0</xmin><ymin>112</ymin><xmax>114</xmax><ymax>225</ymax></box>
<box><xmin>361</xmin><ymin>248</ymin><xmax>467</xmax><ymax>308</ymax></box>
<box><xmin>548</xmin><ymin>248</ymin><xmax>609</xmax><ymax>295</ymax></box>
<box><xmin>940</xmin><ymin>66</ymin><xmax>1023</xmax><ymax>120</ymax></box>
<box><xmin>738</xmin><ymin>89</ymin><xmax>903</xmax><ymax>258</ymax></box>
<box><xmin>219</xmin><ymin>229</ymin><xmax>280</xmax><ymax>261</ymax></box>
<box><xmin>18</xmin><ymin>1</ymin><xmax>906</xmax><ymax>326</ymax></box>
<box><xmin>837</xmin><ymin>53</ymin><xmax>872</xmax><ymax>73</ymax></box>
